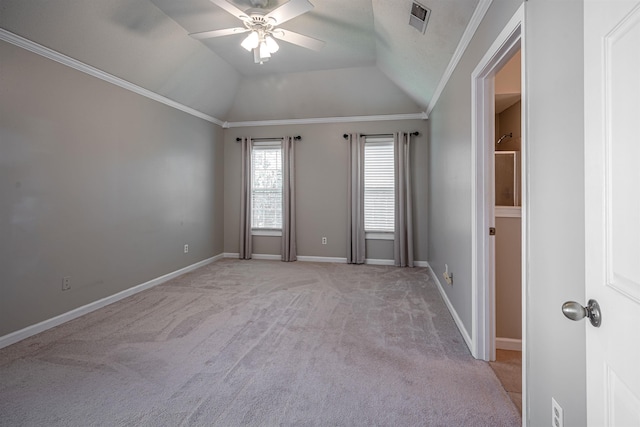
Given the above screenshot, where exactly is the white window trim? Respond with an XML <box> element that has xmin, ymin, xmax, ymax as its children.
<box><xmin>365</xmin><ymin>231</ymin><xmax>394</xmax><ymax>240</ymax></box>
<box><xmin>253</xmin><ymin>139</ymin><xmax>281</xmax><ymax>147</ymax></box>
<box><xmin>252</xmin><ymin>229</ymin><xmax>282</xmax><ymax>236</ymax></box>
<box><xmin>364</xmin><ymin>136</ymin><xmax>395</xmax><ymax>234</ymax></box>
<box><xmin>251</xmin><ymin>139</ymin><xmax>283</xmax><ymax>232</ymax></box>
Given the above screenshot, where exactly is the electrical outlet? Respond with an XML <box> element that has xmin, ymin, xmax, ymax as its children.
<box><xmin>443</xmin><ymin>264</ymin><xmax>453</xmax><ymax>285</ymax></box>
<box><xmin>322</xmin><ymin>237</ymin><xmax>327</xmax><ymax>245</ymax></box>
<box><xmin>552</xmin><ymin>397</ymin><xmax>563</xmax><ymax>427</ymax></box>
<box><xmin>62</xmin><ymin>276</ymin><xmax>71</xmax><ymax>291</ymax></box>
<box><xmin>184</xmin><ymin>244</ymin><xmax>189</xmax><ymax>253</ymax></box>
<box><xmin>443</xmin><ymin>271</ymin><xmax>453</xmax><ymax>285</ymax></box>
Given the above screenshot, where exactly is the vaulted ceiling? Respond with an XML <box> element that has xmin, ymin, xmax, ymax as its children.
<box><xmin>0</xmin><ymin>0</ymin><xmax>480</xmax><ymax>121</ymax></box>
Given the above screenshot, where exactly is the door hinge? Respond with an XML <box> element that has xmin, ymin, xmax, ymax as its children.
<box><xmin>489</xmin><ymin>227</ymin><xmax>496</xmax><ymax>235</ymax></box>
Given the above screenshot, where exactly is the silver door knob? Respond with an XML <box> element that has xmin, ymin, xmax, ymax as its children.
<box><xmin>562</xmin><ymin>299</ymin><xmax>601</xmax><ymax>327</ymax></box>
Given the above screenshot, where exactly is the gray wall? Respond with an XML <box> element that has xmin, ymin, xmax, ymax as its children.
<box><xmin>0</xmin><ymin>40</ymin><xmax>224</xmax><ymax>336</ymax></box>
<box><xmin>428</xmin><ymin>0</ymin><xmax>587</xmax><ymax>425</ymax></box>
<box><xmin>223</xmin><ymin>120</ymin><xmax>429</xmax><ymax>262</ymax></box>
<box><xmin>428</xmin><ymin>0</ymin><xmax>523</xmax><ymax>331</ymax></box>
<box><xmin>526</xmin><ymin>0</ymin><xmax>586</xmax><ymax>425</ymax></box>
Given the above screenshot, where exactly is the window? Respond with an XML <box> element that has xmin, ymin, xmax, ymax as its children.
<box><xmin>364</xmin><ymin>137</ymin><xmax>394</xmax><ymax>235</ymax></box>
<box><xmin>251</xmin><ymin>141</ymin><xmax>282</xmax><ymax>232</ymax></box>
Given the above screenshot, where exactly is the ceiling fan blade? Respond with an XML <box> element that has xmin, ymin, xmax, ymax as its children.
<box><xmin>264</xmin><ymin>0</ymin><xmax>314</xmax><ymax>25</ymax></box>
<box><xmin>189</xmin><ymin>27</ymin><xmax>250</xmax><ymax>40</ymax></box>
<box><xmin>208</xmin><ymin>0</ymin><xmax>250</xmax><ymax>21</ymax></box>
<box><xmin>272</xmin><ymin>29</ymin><xmax>325</xmax><ymax>51</ymax></box>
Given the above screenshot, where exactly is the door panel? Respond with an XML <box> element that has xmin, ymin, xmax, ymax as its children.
<box><xmin>584</xmin><ymin>1</ymin><xmax>640</xmax><ymax>426</ymax></box>
<box><xmin>606</xmin><ymin>4</ymin><xmax>640</xmax><ymax>302</ymax></box>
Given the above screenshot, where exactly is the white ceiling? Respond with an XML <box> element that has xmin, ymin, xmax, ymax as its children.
<box><xmin>0</xmin><ymin>0</ymin><xmax>480</xmax><ymax>121</ymax></box>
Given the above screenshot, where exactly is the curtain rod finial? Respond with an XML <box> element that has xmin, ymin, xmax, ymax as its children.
<box><xmin>343</xmin><ymin>134</ymin><xmax>349</xmax><ymax>139</ymax></box>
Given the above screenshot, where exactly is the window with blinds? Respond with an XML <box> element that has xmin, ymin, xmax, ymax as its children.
<box><xmin>364</xmin><ymin>138</ymin><xmax>395</xmax><ymax>232</ymax></box>
<box><xmin>251</xmin><ymin>142</ymin><xmax>282</xmax><ymax>230</ymax></box>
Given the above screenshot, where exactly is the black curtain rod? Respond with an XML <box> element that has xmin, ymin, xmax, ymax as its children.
<box><xmin>342</xmin><ymin>131</ymin><xmax>419</xmax><ymax>139</ymax></box>
<box><xmin>236</xmin><ymin>136</ymin><xmax>301</xmax><ymax>142</ymax></box>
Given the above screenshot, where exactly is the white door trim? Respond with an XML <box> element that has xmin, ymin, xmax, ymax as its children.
<box><xmin>471</xmin><ymin>3</ymin><xmax>524</xmax><ymax>360</ymax></box>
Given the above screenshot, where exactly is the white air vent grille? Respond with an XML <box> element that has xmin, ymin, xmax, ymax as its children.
<box><xmin>409</xmin><ymin>2</ymin><xmax>431</xmax><ymax>34</ymax></box>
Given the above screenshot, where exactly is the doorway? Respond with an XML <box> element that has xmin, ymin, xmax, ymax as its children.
<box><xmin>470</xmin><ymin>2</ymin><xmax>526</xmax><ymax>421</ymax></box>
<box><xmin>490</xmin><ymin>48</ymin><xmax>522</xmax><ymax>415</ymax></box>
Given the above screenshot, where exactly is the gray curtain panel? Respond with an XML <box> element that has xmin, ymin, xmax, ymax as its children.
<box><xmin>347</xmin><ymin>133</ymin><xmax>366</xmax><ymax>264</ymax></box>
<box><xmin>394</xmin><ymin>132</ymin><xmax>414</xmax><ymax>267</ymax></box>
<box><xmin>239</xmin><ymin>137</ymin><xmax>253</xmax><ymax>260</ymax></box>
<box><xmin>282</xmin><ymin>136</ymin><xmax>297</xmax><ymax>262</ymax></box>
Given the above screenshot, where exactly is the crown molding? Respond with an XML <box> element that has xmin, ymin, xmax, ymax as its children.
<box><xmin>223</xmin><ymin>112</ymin><xmax>428</xmax><ymax>128</ymax></box>
<box><xmin>426</xmin><ymin>0</ymin><xmax>493</xmax><ymax>117</ymax></box>
<box><xmin>0</xmin><ymin>28</ymin><xmax>226</xmax><ymax>127</ymax></box>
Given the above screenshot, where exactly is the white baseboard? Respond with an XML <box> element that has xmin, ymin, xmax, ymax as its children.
<box><xmin>223</xmin><ymin>253</ymin><xmax>285</xmax><ymax>261</ymax></box>
<box><xmin>425</xmin><ymin>262</ymin><xmax>474</xmax><ymax>353</ymax></box>
<box><xmin>223</xmin><ymin>252</ymin><xmax>240</xmax><ymax>258</ymax></box>
<box><xmin>296</xmin><ymin>256</ymin><xmax>348</xmax><ymax>263</ymax></box>
<box><xmin>223</xmin><ymin>253</ymin><xmax>429</xmax><ymax>266</ymax></box>
<box><xmin>496</xmin><ymin>337</ymin><xmax>522</xmax><ymax>351</ymax></box>
<box><xmin>0</xmin><ymin>254</ymin><xmax>223</xmax><ymax>350</ymax></box>
<box><xmin>365</xmin><ymin>258</ymin><xmax>395</xmax><ymax>265</ymax></box>
<box><xmin>252</xmin><ymin>254</ymin><xmax>282</xmax><ymax>261</ymax></box>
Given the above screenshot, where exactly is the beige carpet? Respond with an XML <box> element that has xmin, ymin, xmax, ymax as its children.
<box><xmin>0</xmin><ymin>259</ymin><xmax>520</xmax><ymax>426</ymax></box>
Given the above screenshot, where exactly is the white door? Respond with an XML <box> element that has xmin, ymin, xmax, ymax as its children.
<box><xmin>584</xmin><ymin>1</ymin><xmax>640</xmax><ymax>425</ymax></box>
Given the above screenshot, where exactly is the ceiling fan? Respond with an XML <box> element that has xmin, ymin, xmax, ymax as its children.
<box><xmin>190</xmin><ymin>0</ymin><xmax>325</xmax><ymax>64</ymax></box>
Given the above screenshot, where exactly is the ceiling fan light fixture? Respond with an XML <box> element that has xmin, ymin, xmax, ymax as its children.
<box><xmin>259</xmin><ymin>40</ymin><xmax>271</xmax><ymax>59</ymax></box>
<box><xmin>193</xmin><ymin>0</ymin><xmax>324</xmax><ymax>64</ymax></box>
<box><xmin>253</xmin><ymin>47</ymin><xmax>268</xmax><ymax>64</ymax></box>
<box><xmin>241</xmin><ymin>31</ymin><xmax>260</xmax><ymax>51</ymax></box>
<box><xmin>265</xmin><ymin>35</ymin><xmax>279</xmax><ymax>53</ymax></box>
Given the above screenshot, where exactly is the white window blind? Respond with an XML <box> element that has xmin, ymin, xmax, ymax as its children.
<box><xmin>251</xmin><ymin>142</ymin><xmax>282</xmax><ymax>229</ymax></box>
<box><xmin>364</xmin><ymin>138</ymin><xmax>395</xmax><ymax>232</ymax></box>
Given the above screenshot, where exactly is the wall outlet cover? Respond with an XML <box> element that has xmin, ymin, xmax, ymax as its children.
<box><xmin>552</xmin><ymin>397</ymin><xmax>563</xmax><ymax>427</ymax></box>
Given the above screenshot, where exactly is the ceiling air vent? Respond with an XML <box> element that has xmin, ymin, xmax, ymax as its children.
<box><xmin>409</xmin><ymin>2</ymin><xmax>431</xmax><ymax>34</ymax></box>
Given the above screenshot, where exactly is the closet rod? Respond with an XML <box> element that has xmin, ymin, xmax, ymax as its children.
<box><xmin>342</xmin><ymin>131</ymin><xmax>419</xmax><ymax>139</ymax></box>
<box><xmin>236</xmin><ymin>136</ymin><xmax>301</xmax><ymax>142</ymax></box>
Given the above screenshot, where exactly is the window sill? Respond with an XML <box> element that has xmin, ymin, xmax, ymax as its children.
<box><xmin>252</xmin><ymin>229</ymin><xmax>282</xmax><ymax>237</ymax></box>
<box><xmin>365</xmin><ymin>231</ymin><xmax>394</xmax><ymax>240</ymax></box>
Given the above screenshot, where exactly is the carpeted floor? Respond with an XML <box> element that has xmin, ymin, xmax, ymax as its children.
<box><xmin>0</xmin><ymin>259</ymin><xmax>520</xmax><ymax>426</ymax></box>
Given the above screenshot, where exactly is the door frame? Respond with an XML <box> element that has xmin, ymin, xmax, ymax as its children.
<box><xmin>470</xmin><ymin>2</ymin><xmax>527</xmax><ymax>419</ymax></box>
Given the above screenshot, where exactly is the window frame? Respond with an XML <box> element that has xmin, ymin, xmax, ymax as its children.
<box><xmin>363</xmin><ymin>136</ymin><xmax>395</xmax><ymax>240</ymax></box>
<box><xmin>250</xmin><ymin>140</ymin><xmax>283</xmax><ymax>237</ymax></box>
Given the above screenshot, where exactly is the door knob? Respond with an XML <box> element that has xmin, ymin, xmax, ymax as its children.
<box><xmin>562</xmin><ymin>299</ymin><xmax>601</xmax><ymax>327</ymax></box>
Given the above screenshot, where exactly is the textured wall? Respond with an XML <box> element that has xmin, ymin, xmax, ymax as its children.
<box><xmin>223</xmin><ymin>120</ymin><xmax>429</xmax><ymax>262</ymax></box>
<box><xmin>0</xmin><ymin>41</ymin><xmax>224</xmax><ymax>336</ymax></box>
